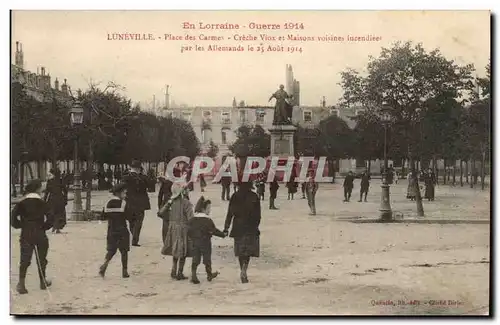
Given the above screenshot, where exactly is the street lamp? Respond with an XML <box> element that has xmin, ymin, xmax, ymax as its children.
<box><xmin>70</xmin><ymin>99</ymin><xmax>84</xmax><ymax>221</ymax></box>
<box><xmin>380</xmin><ymin>110</ymin><xmax>393</xmax><ymax>221</ymax></box>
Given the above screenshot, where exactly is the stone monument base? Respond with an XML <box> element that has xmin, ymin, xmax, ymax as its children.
<box><xmin>268</xmin><ymin>124</ymin><xmax>297</xmax><ymax>157</ymax></box>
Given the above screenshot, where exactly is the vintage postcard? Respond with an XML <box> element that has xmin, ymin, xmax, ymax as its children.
<box><xmin>10</xmin><ymin>10</ymin><xmax>491</xmax><ymax>316</ymax></box>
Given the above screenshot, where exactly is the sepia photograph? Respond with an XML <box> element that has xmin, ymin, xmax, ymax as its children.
<box><xmin>8</xmin><ymin>9</ymin><xmax>491</xmax><ymax>316</ymax></box>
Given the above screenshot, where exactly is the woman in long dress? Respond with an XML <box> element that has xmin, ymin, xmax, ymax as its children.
<box><xmin>407</xmin><ymin>171</ymin><xmax>417</xmax><ymax>201</ymax></box>
<box><xmin>224</xmin><ymin>181</ymin><xmax>261</xmax><ymax>283</ymax></box>
<box><xmin>161</xmin><ymin>182</ymin><xmax>194</xmax><ymax>280</ymax></box>
<box><xmin>44</xmin><ymin>169</ymin><xmax>67</xmax><ymax>233</ymax></box>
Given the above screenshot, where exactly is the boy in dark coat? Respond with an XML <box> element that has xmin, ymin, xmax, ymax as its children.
<box><xmin>122</xmin><ymin>160</ymin><xmax>151</xmax><ymax>247</ymax></box>
<box><xmin>358</xmin><ymin>171</ymin><xmax>371</xmax><ymax>202</ymax></box>
<box><xmin>99</xmin><ymin>183</ymin><xmax>131</xmax><ymax>278</ymax></box>
<box><xmin>269</xmin><ymin>177</ymin><xmax>279</xmax><ymax>209</ymax></box>
<box><xmin>188</xmin><ymin>196</ymin><xmax>226</xmax><ymax>284</ymax></box>
<box><xmin>11</xmin><ymin>179</ymin><xmax>53</xmax><ymax>294</ymax></box>
<box><xmin>343</xmin><ymin>171</ymin><xmax>355</xmax><ymax>202</ymax></box>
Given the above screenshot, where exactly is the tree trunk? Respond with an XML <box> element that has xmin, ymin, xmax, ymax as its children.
<box><xmin>465</xmin><ymin>159</ymin><xmax>469</xmax><ymax>184</ymax></box>
<box><xmin>19</xmin><ymin>161</ymin><xmax>25</xmax><ymax>194</ymax></box>
<box><xmin>26</xmin><ymin>163</ymin><xmax>34</xmax><ymax>180</ymax></box>
<box><xmin>460</xmin><ymin>160</ymin><xmax>464</xmax><ymax>187</ymax></box>
<box><xmin>452</xmin><ymin>161</ymin><xmax>456</xmax><ymax>186</ymax></box>
<box><xmin>481</xmin><ymin>150</ymin><xmax>486</xmax><ymax>190</ymax></box>
<box><xmin>368</xmin><ymin>160</ymin><xmax>372</xmax><ymax>172</ymax></box>
<box><xmin>443</xmin><ymin>159</ymin><xmax>447</xmax><ymax>185</ymax></box>
<box><xmin>85</xmin><ymin>141</ymin><xmax>94</xmax><ymax>214</ymax></box>
<box><xmin>409</xmin><ymin>145</ymin><xmax>424</xmax><ymax>217</ymax></box>
<box><xmin>36</xmin><ymin>161</ymin><xmax>42</xmax><ymax>180</ymax></box>
<box><xmin>471</xmin><ymin>159</ymin><xmax>475</xmax><ymax>188</ymax></box>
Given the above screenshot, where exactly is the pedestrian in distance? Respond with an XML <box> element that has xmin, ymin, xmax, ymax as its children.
<box><xmin>188</xmin><ymin>196</ymin><xmax>226</xmax><ymax>284</ymax></box>
<box><xmin>305</xmin><ymin>170</ymin><xmax>318</xmax><ymax>215</ymax></box>
<box><xmin>269</xmin><ymin>177</ymin><xmax>279</xmax><ymax>209</ymax></box>
<box><xmin>98</xmin><ymin>183</ymin><xmax>131</xmax><ymax>278</ymax></box>
<box><xmin>11</xmin><ymin>179</ymin><xmax>53</xmax><ymax>294</ymax></box>
<box><xmin>343</xmin><ymin>171</ymin><xmax>355</xmax><ymax>202</ymax></box>
<box><xmin>358</xmin><ymin>171</ymin><xmax>371</xmax><ymax>202</ymax></box>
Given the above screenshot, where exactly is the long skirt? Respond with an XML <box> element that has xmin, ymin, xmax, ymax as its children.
<box><xmin>162</xmin><ymin>223</ymin><xmax>192</xmax><ymax>258</ymax></box>
<box><xmin>425</xmin><ymin>184</ymin><xmax>435</xmax><ymax>200</ymax></box>
<box><xmin>234</xmin><ymin>234</ymin><xmax>260</xmax><ymax>257</ymax></box>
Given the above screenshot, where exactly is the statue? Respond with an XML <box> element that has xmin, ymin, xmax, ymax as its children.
<box><xmin>269</xmin><ymin>84</ymin><xmax>293</xmax><ymax>125</ymax></box>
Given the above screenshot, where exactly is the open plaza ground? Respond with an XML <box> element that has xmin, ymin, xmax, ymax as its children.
<box><xmin>10</xmin><ymin>180</ymin><xmax>490</xmax><ymax>315</ymax></box>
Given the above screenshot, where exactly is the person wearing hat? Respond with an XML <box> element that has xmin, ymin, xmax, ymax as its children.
<box><xmin>343</xmin><ymin>171</ymin><xmax>355</xmax><ymax>202</ymax></box>
<box><xmin>44</xmin><ymin>168</ymin><xmax>67</xmax><ymax>234</ymax></box>
<box><xmin>224</xmin><ymin>181</ymin><xmax>261</xmax><ymax>283</ymax></box>
<box><xmin>122</xmin><ymin>160</ymin><xmax>151</xmax><ymax>247</ymax></box>
<box><xmin>11</xmin><ymin>179</ymin><xmax>53</xmax><ymax>294</ymax></box>
<box><xmin>157</xmin><ymin>174</ymin><xmax>173</xmax><ymax>242</ymax></box>
<box><xmin>269</xmin><ymin>176</ymin><xmax>279</xmax><ymax>210</ymax></box>
<box><xmin>161</xmin><ymin>181</ymin><xmax>194</xmax><ymax>280</ymax></box>
<box><xmin>98</xmin><ymin>183</ymin><xmax>131</xmax><ymax>278</ymax></box>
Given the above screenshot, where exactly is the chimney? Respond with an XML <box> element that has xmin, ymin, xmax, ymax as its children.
<box><xmin>64</xmin><ymin>78</ymin><xmax>67</xmax><ymax>85</ymax></box>
<box><xmin>16</xmin><ymin>41</ymin><xmax>19</xmax><ymax>52</ymax></box>
<box><xmin>41</xmin><ymin>67</ymin><xmax>45</xmax><ymax>76</ymax></box>
<box><xmin>54</xmin><ymin>78</ymin><xmax>59</xmax><ymax>91</ymax></box>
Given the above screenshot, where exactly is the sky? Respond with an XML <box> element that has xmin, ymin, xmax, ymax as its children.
<box><xmin>11</xmin><ymin>10</ymin><xmax>490</xmax><ymax>108</ymax></box>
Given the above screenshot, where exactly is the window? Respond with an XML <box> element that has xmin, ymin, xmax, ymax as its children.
<box><xmin>201</xmin><ymin>129</ymin><xmax>210</xmax><ymax>144</ymax></box>
<box><xmin>221</xmin><ymin>130</ymin><xmax>227</xmax><ymax>144</ymax></box>
<box><xmin>330</xmin><ymin>108</ymin><xmax>339</xmax><ymax>117</ymax></box>
<box><xmin>239</xmin><ymin>110</ymin><xmax>247</xmax><ymax>123</ymax></box>
<box><xmin>203</xmin><ymin>110</ymin><xmax>212</xmax><ymax>120</ymax></box>
<box><xmin>181</xmin><ymin>111</ymin><xmax>192</xmax><ymax>121</ymax></box>
<box><xmin>256</xmin><ymin>109</ymin><xmax>265</xmax><ymax>123</ymax></box>
<box><xmin>221</xmin><ymin>111</ymin><xmax>231</xmax><ymax>124</ymax></box>
<box><xmin>303</xmin><ymin>110</ymin><xmax>312</xmax><ymax>122</ymax></box>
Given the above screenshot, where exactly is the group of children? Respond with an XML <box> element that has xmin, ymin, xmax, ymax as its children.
<box><xmin>11</xmin><ymin>179</ymin><xmax>226</xmax><ymax>295</ymax></box>
<box><xmin>100</xmin><ymin>182</ymin><xmax>225</xmax><ymax>284</ymax></box>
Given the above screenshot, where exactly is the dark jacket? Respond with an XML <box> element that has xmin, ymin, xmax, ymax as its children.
<box><xmin>103</xmin><ymin>197</ymin><xmax>130</xmax><ymax>251</ymax></box>
<box><xmin>158</xmin><ymin>179</ymin><xmax>173</xmax><ymax>209</ymax></box>
<box><xmin>224</xmin><ymin>189</ymin><xmax>261</xmax><ymax>238</ymax></box>
<box><xmin>343</xmin><ymin>175</ymin><xmax>355</xmax><ymax>188</ymax></box>
<box><xmin>188</xmin><ymin>213</ymin><xmax>225</xmax><ymax>242</ymax></box>
<box><xmin>123</xmin><ymin>171</ymin><xmax>151</xmax><ymax>212</ymax></box>
<box><xmin>11</xmin><ymin>193</ymin><xmax>53</xmax><ymax>240</ymax></box>
<box><xmin>360</xmin><ymin>174</ymin><xmax>371</xmax><ymax>189</ymax></box>
<box><xmin>44</xmin><ymin>177</ymin><xmax>67</xmax><ymax>213</ymax></box>
<box><xmin>221</xmin><ymin>176</ymin><xmax>232</xmax><ymax>186</ymax></box>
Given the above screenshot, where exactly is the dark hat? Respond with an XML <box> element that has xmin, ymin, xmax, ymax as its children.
<box><xmin>130</xmin><ymin>160</ymin><xmax>142</xmax><ymax>169</ymax></box>
<box><xmin>110</xmin><ymin>183</ymin><xmax>127</xmax><ymax>194</ymax></box>
<box><xmin>25</xmin><ymin>179</ymin><xmax>42</xmax><ymax>193</ymax></box>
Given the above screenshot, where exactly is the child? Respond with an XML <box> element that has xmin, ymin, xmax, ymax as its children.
<box><xmin>188</xmin><ymin>196</ymin><xmax>226</xmax><ymax>284</ymax></box>
<box><xmin>11</xmin><ymin>179</ymin><xmax>53</xmax><ymax>294</ymax></box>
<box><xmin>99</xmin><ymin>183</ymin><xmax>131</xmax><ymax>278</ymax></box>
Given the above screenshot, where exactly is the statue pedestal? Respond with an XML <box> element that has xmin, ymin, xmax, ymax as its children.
<box><xmin>268</xmin><ymin>124</ymin><xmax>297</xmax><ymax>157</ymax></box>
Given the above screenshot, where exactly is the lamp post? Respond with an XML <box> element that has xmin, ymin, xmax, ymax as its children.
<box><xmin>380</xmin><ymin>111</ymin><xmax>393</xmax><ymax>221</ymax></box>
<box><xmin>70</xmin><ymin>99</ymin><xmax>84</xmax><ymax>221</ymax></box>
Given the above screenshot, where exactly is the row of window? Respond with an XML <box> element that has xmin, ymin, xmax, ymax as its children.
<box><xmin>164</xmin><ymin>108</ymin><xmax>361</xmax><ymax>123</ymax></box>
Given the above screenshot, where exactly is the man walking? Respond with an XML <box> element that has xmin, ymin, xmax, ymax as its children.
<box><xmin>343</xmin><ymin>171</ymin><xmax>355</xmax><ymax>202</ymax></box>
<box><xmin>305</xmin><ymin>170</ymin><xmax>318</xmax><ymax>215</ymax></box>
<box><xmin>358</xmin><ymin>171</ymin><xmax>371</xmax><ymax>202</ymax></box>
<box><xmin>269</xmin><ymin>177</ymin><xmax>279</xmax><ymax>210</ymax></box>
<box><xmin>220</xmin><ymin>175</ymin><xmax>231</xmax><ymax>201</ymax></box>
<box><xmin>123</xmin><ymin>160</ymin><xmax>151</xmax><ymax>247</ymax></box>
